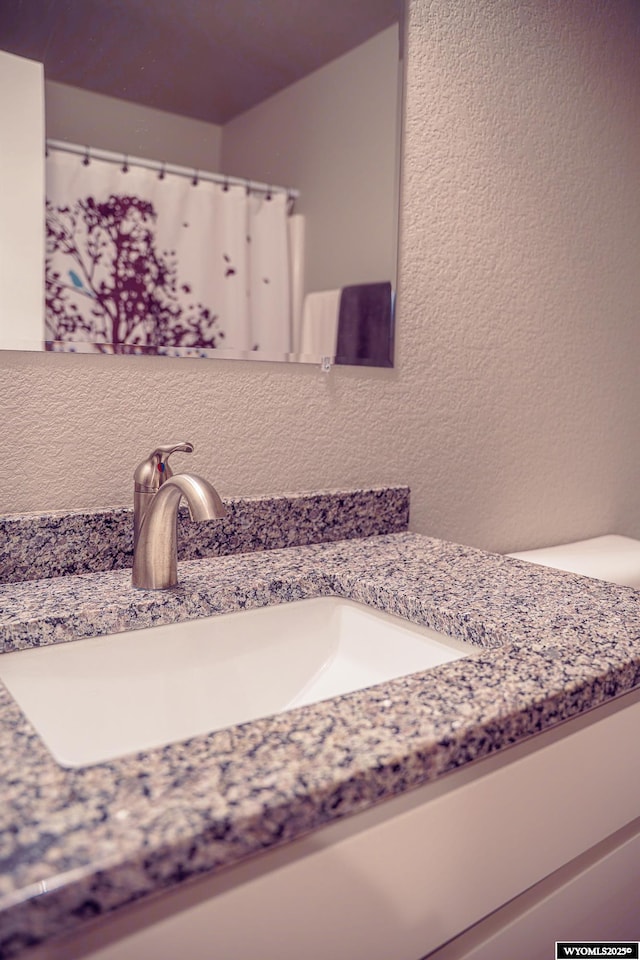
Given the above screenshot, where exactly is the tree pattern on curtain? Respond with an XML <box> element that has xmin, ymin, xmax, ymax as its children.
<box><xmin>46</xmin><ymin>194</ymin><xmax>225</xmax><ymax>354</ymax></box>
<box><xmin>45</xmin><ymin>150</ymin><xmax>293</xmax><ymax>358</ymax></box>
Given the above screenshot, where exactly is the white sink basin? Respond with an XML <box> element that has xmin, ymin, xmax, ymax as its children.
<box><xmin>0</xmin><ymin>597</ymin><xmax>474</xmax><ymax>768</ymax></box>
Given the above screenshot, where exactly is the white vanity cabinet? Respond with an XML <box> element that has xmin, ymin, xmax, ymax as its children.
<box><xmin>31</xmin><ymin>688</ymin><xmax>640</xmax><ymax>960</ymax></box>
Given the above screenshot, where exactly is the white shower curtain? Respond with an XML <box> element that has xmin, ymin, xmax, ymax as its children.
<box><xmin>45</xmin><ymin>150</ymin><xmax>292</xmax><ymax>357</ymax></box>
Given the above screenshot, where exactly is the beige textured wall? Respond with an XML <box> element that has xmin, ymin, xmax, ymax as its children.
<box><xmin>1</xmin><ymin>0</ymin><xmax>639</xmax><ymax>553</ymax></box>
<box><xmin>222</xmin><ymin>26</ymin><xmax>400</xmax><ymax>294</ymax></box>
<box><xmin>399</xmin><ymin>0</ymin><xmax>640</xmax><ymax>548</ymax></box>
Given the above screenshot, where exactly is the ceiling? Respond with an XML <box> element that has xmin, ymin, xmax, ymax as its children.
<box><xmin>0</xmin><ymin>0</ymin><xmax>402</xmax><ymax>125</ymax></box>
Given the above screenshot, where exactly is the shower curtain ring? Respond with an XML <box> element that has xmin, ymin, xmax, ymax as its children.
<box><xmin>122</xmin><ymin>155</ymin><xmax>129</xmax><ymax>173</ymax></box>
<box><xmin>192</xmin><ymin>170</ymin><xmax>199</xmax><ymax>186</ymax></box>
<box><xmin>158</xmin><ymin>162</ymin><xmax>166</xmax><ymax>180</ymax></box>
<box><xmin>82</xmin><ymin>146</ymin><xmax>91</xmax><ymax>166</ymax></box>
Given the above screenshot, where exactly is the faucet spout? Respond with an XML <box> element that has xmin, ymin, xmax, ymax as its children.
<box><xmin>132</xmin><ymin>473</ymin><xmax>227</xmax><ymax>590</ymax></box>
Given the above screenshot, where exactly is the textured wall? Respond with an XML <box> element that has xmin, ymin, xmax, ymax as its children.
<box><xmin>1</xmin><ymin>0</ymin><xmax>639</xmax><ymax>553</ymax></box>
<box><xmin>399</xmin><ymin>0</ymin><xmax>640</xmax><ymax>549</ymax></box>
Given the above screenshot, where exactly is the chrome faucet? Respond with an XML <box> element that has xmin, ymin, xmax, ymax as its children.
<box><xmin>132</xmin><ymin>442</ymin><xmax>227</xmax><ymax>590</ymax></box>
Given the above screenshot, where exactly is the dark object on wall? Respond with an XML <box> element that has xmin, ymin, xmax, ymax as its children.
<box><xmin>335</xmin><ymin>281</ymin><xmax>394</xmax><ymax>367</ymax></box>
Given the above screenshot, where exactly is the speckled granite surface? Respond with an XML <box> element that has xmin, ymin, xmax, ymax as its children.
<box><xmin>0</xmin><ymin>487</ymin><xmax>409</xmax><ymax>584</ymax></box>
<box><xmin>0</xmin><ymin>532</ymin><xmax>639</xmax><ymax>958</ymax></box>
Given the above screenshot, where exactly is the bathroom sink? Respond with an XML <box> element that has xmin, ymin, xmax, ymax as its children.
<box><xmin>0</xmin><ymin>597</ymin><xmax>474</xmax><ymax>768</ymax></box>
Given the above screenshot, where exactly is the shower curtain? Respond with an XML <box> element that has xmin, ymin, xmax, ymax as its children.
<box><xmin>45</xmin><ymin>150</ymin><xmax>292</xmax><ymax>357</ymax></box>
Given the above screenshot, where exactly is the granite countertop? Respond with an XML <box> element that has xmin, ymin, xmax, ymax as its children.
<box><xmin>1</xmin><ymin>531</ymin><xmax>640</xmax><ymax>957</ymax></box>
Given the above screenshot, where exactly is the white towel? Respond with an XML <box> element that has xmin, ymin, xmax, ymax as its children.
<box><xmin>288</xmin><ymin>215</ymin><xmax>305</xmax><ymax>354</ymax></box>
<box><xmin>299</xmin><ymin>289</ymin><xmax>341</xmax><ymax>359</ymax></box>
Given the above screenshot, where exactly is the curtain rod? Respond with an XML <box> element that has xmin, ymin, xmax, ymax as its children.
<box><xmin>45</xmin><ymin>139</ymin><xmax>299</xmax><ymax>201</ymax></box>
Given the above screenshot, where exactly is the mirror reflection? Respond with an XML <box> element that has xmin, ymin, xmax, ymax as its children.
<box><xmin>0</xmin><ymin>0</ymin><xmax>403</xmax><ymax>366</ymax></box>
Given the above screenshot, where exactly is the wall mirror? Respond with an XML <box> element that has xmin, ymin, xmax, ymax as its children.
<box><xmin>0</xmin><ymin>0</ymin><xmax>403</xmax><ymax>367</ymax></box>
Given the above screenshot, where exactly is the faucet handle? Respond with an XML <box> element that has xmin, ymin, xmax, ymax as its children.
<box><xmin>134</xmin><ymin>441</ymin><xmax>194</xmax><ymax>492</ymax></box>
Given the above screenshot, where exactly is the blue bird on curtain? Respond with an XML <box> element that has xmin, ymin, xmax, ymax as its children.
<box><xmin>68</xmin><ymin>270</ymin><xmax>94</xmax><ymax>297</ymax></box>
